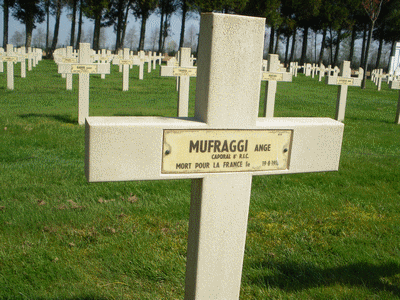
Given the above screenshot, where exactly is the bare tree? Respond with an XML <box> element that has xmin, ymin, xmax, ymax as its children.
<box><xmin>184</xmin><ymin>23</ymin><xmax>197</xmax><ymax>52</ymax></box>
<box><xmin>125</xmin><ymin>26</ymin><xmax>137</xmax><ymax>50</ymax></box>
<box><xmin>11</xmin><ymin>30</ymin><xmax>25</xmax><ymax>46</ymax></box>
<box><xmin>33</xmin><ymin>27</ymin><xmax>46</xmax><ymax>48</ymax></box>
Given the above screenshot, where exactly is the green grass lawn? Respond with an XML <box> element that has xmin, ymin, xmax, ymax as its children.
<box><xmin>0</xmin><ymin>60</ymin><xmax>400</xmax><ymax>299</ymax></box>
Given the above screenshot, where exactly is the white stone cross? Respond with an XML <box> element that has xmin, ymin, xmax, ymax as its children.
<box><xmin>389</xmin><ymin>80</ymin><xmax>400</xmax><ymax>124</ymax></box>
<box><xmin>160</xmin><ymin>47</ymin><xmax>197</xmax><ymax>117</ymax></box>
<box><xmin>0</xmin><ymin>48</ymin><xmax>4</xmax><ymax>73</ymax></box>
<box><xmin>262</xmin><ymin>54</ymin><xmax>292</xmax><ymax>118</ymax></box>
<box><xmin>17</xmin><ymin>47</ymin><xmax>27</xmax><ymax>78</ymax></box>
<box><xmin>374</xmin><ymin>69</ymin><xmax>386</xmax><ymax>91</ymax></box>
<box><xmin>318</xmin><ymin>63</ymin><xmax>326</xmax><ymax>82</ymax></box>
<box><xmin>116</xmin><ymin>48</ymin><xmax>134</xmax><ymax>91</ymax></box>
<box><xmin>58</xmin><ymin>43</ymin><xmax>110</xmax><ymax>125</ymax></box>
<box><xmin>85</xmin><ymin>13</ymin><xmax>343</xmax><ymax>299</ymax></box>
<box><xmin>60</xmin><ymin>46</ymin><xmax>78</xmax><ymax>90</ymax></box>
<box><xmin>326</xmin><ymin>60</ymin><xmax>361</xmax><ymax>122</ymax></box>
<box><xmin>3</xmin><ymin>44</ymin><xmax>23</xmax><ymax>90</ymax></box>
<box><xmin>137</xmin><ymin>50</ymin><xmax>145</xmax><ymax>80</ymax></box>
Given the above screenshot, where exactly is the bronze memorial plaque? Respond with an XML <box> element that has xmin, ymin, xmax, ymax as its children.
<box><xmin>172</xmin><ymin>67</ymin><xmax>197</xmax><ymax>77</ymax></box>
<box><xmin>336</xmin><ymin>78</ymin><xmax>354</xmax><ymax>85</ymax></box>
<box><xmin>162</xmin><ymin>129</ymin><xmax>293</xmax><ymax>174</ymax></box>
<box><xmin>3</xmin><ymin>57</ymin><xmax>18</xmax><ymax>62</ymax></box>
<box><xmin>120</xmin><ymin>59</ymin><xmax>133</xmax><ymax>65</ymax></box>
<box><xmin>71</xmin><ymin>64</ymin><xmax>98</xmax><ymax>73</ymax></box>
<box><xmin>62</xmin><ymin>58</ymin><xmax>78</xmax><ymax>63</ymax></box>
<box><xmin>262</xmin><ymin>72</ymin><xmax>284</xmax><ymax>81</ymax></box>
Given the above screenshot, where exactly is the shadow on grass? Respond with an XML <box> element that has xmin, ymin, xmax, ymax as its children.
<box><xmin>346</xmin><ymin>115</ymin><xmax>395</xmax><ymax>124</ymax></box>
<box><xmin>18</xmin><ymin>113</ymin><xmax>76</xmax><ymax>124</ymax></box>
<box><xmin>249</xmin><ymin>260</ymin><xmax>400</xmax><ymax>295</ymax></box>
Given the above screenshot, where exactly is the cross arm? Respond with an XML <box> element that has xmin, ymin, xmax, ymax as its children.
<box><xmin>85</xmin><ymin>117</ymin><xmax>343</xmax><ymax>182</ymax></box>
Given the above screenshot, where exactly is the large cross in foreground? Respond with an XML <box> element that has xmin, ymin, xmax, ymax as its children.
<box><xmin>85</xmin><ymin>13</ymin><xmax>344</xmax><ymax>299</ymax></box>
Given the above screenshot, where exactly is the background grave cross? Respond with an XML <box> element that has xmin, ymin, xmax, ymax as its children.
<box><xmin>4</xmin><ymin>44</ymin><xmax>21</xmax><ymax>90</ymax></box>
<box><xmin>262</xmin><ymin>54</ymin><xmax>292</xmax><ymax>118</ymax></box>
<box><xmin>58</xmin><ymin>43</ymin><xmax>110</xmax><ymax>125</ymax></box>
<box><xmin>61</xmin><ymin>46</ymin><xmax>77</xmax><ymax>90</ymax></box>
<box><xmin>119</xmin><ymin>48</ymin><xmax>133</xmax><ymax>91</ymax></box>
<box><xmin>17</xmin><ymin>46</ymin><xmax>27</xmax><ymax>78</ymax></box>
<box><xmin>0</xmin><ymin>48</ymin><xmax>4</xmax><ymax>73</ymax></box>
<box><xmin>326</xmin><ymin>60</ymin><xmax>361</xmax><ymax>122</ymax></box>
<box><xmin>85</xmin><ymin>13</ymin><xmax>344</xmax><ymax>299</ymax></box>
<box><xmin>160</xmin><ymin>47</ymin><xmax>197</xmax><ymax>117</ymax></box>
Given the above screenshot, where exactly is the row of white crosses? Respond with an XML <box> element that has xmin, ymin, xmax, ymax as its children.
<box><xmin>0</xmin><ymin>44</ymin><xmax>42</xmax><ymax>90</ymax></box>
<box><xmin>85</xmin><ymin>13</ymin><xmax>344</xmax><ymax>299</ymax></box>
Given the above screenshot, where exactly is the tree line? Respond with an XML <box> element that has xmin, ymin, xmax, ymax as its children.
<box><xmin>2</xmin><ymin>1</ymin><xmax>400</xmax><ymax>79</ymax></box>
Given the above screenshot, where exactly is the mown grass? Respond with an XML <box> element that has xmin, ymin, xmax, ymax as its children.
<box><xmin>0</xmin><ymin>60</ymin><xmax>400</xmax><ymax>299</ymax></box>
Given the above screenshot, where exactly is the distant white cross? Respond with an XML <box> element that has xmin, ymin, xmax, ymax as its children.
<box><xmin>326</xmin><ymin>60</ymin><xmax>361</xmax><ymax>122</ymax></box>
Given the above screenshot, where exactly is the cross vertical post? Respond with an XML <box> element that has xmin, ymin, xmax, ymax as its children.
<box><xmin>184</xmin><ymin>14</ymin><xmax>264</xmax><ymax>298</ymax></box>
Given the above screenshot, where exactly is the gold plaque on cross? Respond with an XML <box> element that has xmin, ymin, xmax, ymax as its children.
<box><xmin>262</xmin><ymin>72</ymin><xmax>283</xmax><ymax>81</ymax></box>
<box><xmin>62</xmin><ymin>58</ymin><xmax>78</xmax><ymax>63</ymax></box>
<box><xmin>172</xmin><ymin>67</ymin><xmax>197</xmax><ymax>77</ymax></box>
<box><xmin>71</xmin><ymin>64</ymin><xmax>99</xmax><ymax>73</ymax></box>
<box><xmin>3</xmin><ymin>57</ymin><xmax>18</xmax><ymax>62</ymax></box>
<box><xmin>336</xmin><ymin>78</ymin><xmax>354</xmax><ymax>85</ymax></box>
<box><xmin>162</xmin><ymin>129</ymin><xmax>292</xmax><ymax>174</ymax></box>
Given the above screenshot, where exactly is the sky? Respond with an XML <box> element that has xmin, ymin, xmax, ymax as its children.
<box><xmin>0</xmin><ymin>6</ymin><xmax>201</xmax><ymax>51</ymax></box>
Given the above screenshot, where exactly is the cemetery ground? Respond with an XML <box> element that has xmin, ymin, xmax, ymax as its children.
<box><xmin>0</xmin><ymin>59</ymin><xmax>399</xmax><ymax>299</ymax></box>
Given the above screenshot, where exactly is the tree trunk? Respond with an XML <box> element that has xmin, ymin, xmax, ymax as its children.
<box><xmin>269</xmin><ymin>25</ymin><xmax>275</xmax><ymax>54</ymax></box>
<box><xmin>284</xmin><ymin>33</ymin><xmax>290</xmax><ymax>65</ymax></box>
<box><xmin>158</xmin><ymin>10</ymin><xmax>164</xmax><ymax>53</ymax></box>
<box><xmin>179</xmin><ymin>0</ymin><xmax>187</xmax><ymax>49</ymax></box>
<box><xmin>70</xmin><ymin>0</ymin><xmax>77</xmax><ymax>47</ymax></box>
<box><xmin>50</xmin><ymin>0</ymin><xmax>62</xmax><ymax>57</ymax></box>
<box><xmin>115</xmin><ymin>0</ymin><xmax>124</xmax><ymax>51</ymax></box>
<box><xmin>329</xmin><ymin>26</ymin><xmax>333</xmax><ymax>65</ymax></box>
<box><xmin>3</xmin><ymin>0</ymin><xmax>9</xmax><ymax>47</ymax></box>
<box><xmin>93</xmin><ymin>13</ymin><xmax>101</xmax><ymax>51</ymax></box>
<box><xmin>362</xmin><ymin>21</ymin><xmax>375</xmax><ymax>89</ymax></box>
<box><xmin>138</xmin><ymin>14</ymin><xmax>148</xmax><ymax>51</ymax></box>
<box><xmin>299</xmin><ymin>25</ymin><xmax>309</xmax><ymax>66</ymax></box>
<box><xmin>318</xmin><ymin>28</ymin><xmax>327</xmax><ymax>64</ymax></box>
<box><xmin>387</xmin><ymin>39</ymin><xmax>396</xmax><ymax>71</ymax></box>
<box><xmin>25</xmin><ymin>17</ymin><xmax>34</xmax><ymax>48</ymax></box>
<box><xmin>333</xmin><ymin>28</ymin><xmax>341</xmax><ymax>67</ymax></box>
<box><xmin>361</xmin><ymin>23</ymin><xmax>367</xmax><ymax>67</ymax></box>
<box><xmin>46</xmin><ymin>1</ymin><xmax>50</xmax><ymax>51</ymax></box>
<box><xmin>75</xmin><ymin>0</ymin><xmax>83</xmax><ymax>49</ymax></box>
<box><xmin>161</xmin><ymin>15</ymin><xmax>169</xmax><ymax>52</ymax></box>
<box><xmin>289</xmin><ymin>28</ymin><xmax>297</xmax><ymax>62</ymax></box>
<box><xmin>375</xmin><ymin>34</ymin><xmax>383</xmax><ymax>69</ymax></box>
<box><xmin>120</xmin><ymin>0</ymin><xmax>132</xmax><ymax>49</ymax></box>
<box><xmin>274</xmin><ymin>26</ymin><xmax>280</xmax><ymax>54</ymax></box>
<box><xmin>348</xmin><ymin>25</ymin><xmax>356</xmax><ymax>66</ymax></box>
